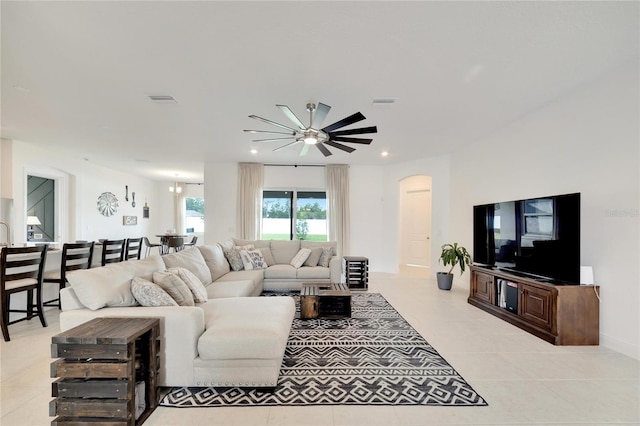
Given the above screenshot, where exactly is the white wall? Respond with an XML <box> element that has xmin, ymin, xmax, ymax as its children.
<box><xmin>349</xmin><ymin>156</ymin><xmax>451</xmax><ymax>273</ymax></box>
<box><xmin>449</xmin><ymin>61</ymin><xmax>640</xmax><ymax>359</ymax></box>
<box><xmin>9</xmin><ymin>140</ymin><xmax>163</xmax><ymax>243</ymax></box>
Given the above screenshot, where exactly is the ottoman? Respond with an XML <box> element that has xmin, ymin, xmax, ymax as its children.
<box><xmin>193</xmin><ymin>296</ymin><xmax>295</xmax><ymax>388</ymax></box>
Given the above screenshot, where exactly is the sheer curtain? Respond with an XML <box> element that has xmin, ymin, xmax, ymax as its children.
<box><xmin>237</xmin><ymin>163</ymin><xmax>264</xmax><ymax>240</ymax></box>
<box><xmin>326</xmin><ymin>164</ymin><xmax>350</xmax><ymax>258</ymax></box>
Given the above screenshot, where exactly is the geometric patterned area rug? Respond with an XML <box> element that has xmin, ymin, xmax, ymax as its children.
<box><xmin>160</xmin><ymin>292</ymin><xmax>487</xmax><ymax>407</ymax></box>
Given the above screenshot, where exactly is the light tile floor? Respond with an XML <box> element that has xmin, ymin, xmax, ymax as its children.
<box><xmin>1</xmin><ymin>271</ymin><xmax>638</xmax><ymax>425</ymax></box>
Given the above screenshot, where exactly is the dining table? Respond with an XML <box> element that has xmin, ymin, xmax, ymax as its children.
<box><xmin>155</xmin><ymin>234</ymin><xmax>188</xmax><ymax>255</ymax></box>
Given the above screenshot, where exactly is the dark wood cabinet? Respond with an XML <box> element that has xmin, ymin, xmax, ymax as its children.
<box><xmin>471</xmin><ymin>270</ymin><xmax>494</xmax><ymax>304</ymax></box>
<box><xmin>50</xmin><ymin>317</ymin><xmax>160</xmax><ymax>425</ymax></box>
<box><xmin>468</xmin><ymin>266</ymin><xmax>600</xmax><ymax>345</ymax></box>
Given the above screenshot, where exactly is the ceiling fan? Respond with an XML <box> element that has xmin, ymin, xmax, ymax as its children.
<box><xmin>244</xmin><ymin>102</ymin><xmax>377</xmax><ymax>157</ymax></box>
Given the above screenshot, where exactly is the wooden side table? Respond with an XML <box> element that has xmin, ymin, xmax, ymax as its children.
<box><xmin>343</xmin><ymin>256</ymin><xmax>369</xmax><ymax>290</ymax></box>
<box><xmin>50</xmin><ymin>317</ymin><xmax>160</xmax><ymax>425</ymax></box>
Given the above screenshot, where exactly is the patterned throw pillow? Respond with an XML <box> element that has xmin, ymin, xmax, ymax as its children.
<box><xmin>223</xmin><ymin>244</ymin><xmax>255</xmax><ymax>271</ymax></box>
<box><xmin>290</xmin><ymin>248</ymin><xmax>311</xmax><ymax>268</ymax></box>
<box><xmin>130</xmin><ymin>277</ymin><xmax>178</xmax><ymax>307</ymax></box>
<box><xmin>167</xmin><ymin>267</ymin><xmax>208</xmax><ymax>303</ymax></box>
<box><xmin>318</xmin><ymin>246</ymin><xmax>334</xmax><ymax>268</ymax></box>
<box><xmin>152</xmin><ymin>271</ymin><xmax>195</xmax><ymax>306</ymax></box>
<box><xmin>239</xmin><ymin>249</ymin><xmax>267</xmax><ymax>270</ymax></box>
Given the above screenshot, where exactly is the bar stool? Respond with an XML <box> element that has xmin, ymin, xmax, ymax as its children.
<box><xmin>1</xmin><ymin>245</ymin><xmax>48</xmax><ymax>341</ymax></box>
<box><xmin>142</xmin><ymin>237</ymin><xmax>162</xmax><ymax>257</ymax></box>
<box><xmin>124</xmin><ymin>238</ymin><xmax>142</xmax><ymax>261</ymax></box>
<box><xmin>43</xmin><ymin>241</ymin><xmax>94</xmax><ymax>309</ymax></box>
<box><xmin>100</xmin><ymin>239</ymin><xmax>125</xmax><ymax>266</ymax></box>
<box><xmin>183</xmin><ymin>236</ymin><xmax>198</xmax><ymax>248</ymax></box>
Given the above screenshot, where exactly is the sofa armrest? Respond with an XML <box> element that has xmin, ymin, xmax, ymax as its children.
<box><xmin>329</xmin><ymin>256</ymin><xmax>342</xmax><ymax>283</ymax></box>
<box><xmin>59</xmin><ymin>306</ymin><xmax>205</xmax><ymax>387</ymax></box>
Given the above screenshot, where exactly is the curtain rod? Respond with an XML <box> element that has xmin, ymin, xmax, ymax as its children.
<box><xmin>264</xmin><ymin>164</ymin><xmax>326</xmax><ymax>168</ymax></box>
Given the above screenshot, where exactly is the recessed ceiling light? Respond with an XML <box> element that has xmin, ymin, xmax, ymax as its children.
<box><xmin>381</xmin><ymin>151</ymin><xmax>389</xmax><ymax>157</ymax></box>
<box><xmin>250</xmin><ymin>149</ymin><xmax>258</xmax><ymax>154</ymax></box>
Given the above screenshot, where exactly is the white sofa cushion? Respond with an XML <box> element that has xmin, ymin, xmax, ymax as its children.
<box><xmin>128</xmin><ymin>255</ymin><xmax>166</xmax><ymax>281</ymax></box>
<box><xmin>233</xmin><ymin>238</ymin><xmax>270</xmax><ymax>248</ymax></box>
<box><xmin>153</xmin><ymin>271</ymin><xmax>195</xmax><ymax>306</ymax></box>
<box><xmin>131</xmin><ymin>277</ymin><xmax>179</xmax><ymax>307</ymax></box>
<box><xmin>168</xmin><ymin>267</ymin><xmax>208</xmax><ymax>303</ymax></box>
<box><xmin>290</xmin><ymin>248</ymin><xmax>311</xmax><ymax>268</ymax></box>
<box><xmin>66</xmin><ymin>262</ymin><xmax>138</xmax><ymax>310</ymax></box>
<box><xmin>205</xmin><ymin>280</ymin><xmax>259</xmax><ymax>299</ymax></box>
<box><xmin>162</xmin><ymin>247</ymin><xmax>213</xmax><ymax>285</ymax></box>
<box><xmin>198</xmin><ymin>245</ymin><xmax>231</xmax><ymax>281</ymax></box>
<box><xmin>270</xmin><ymin>240</ymin><xmax>300</xmax><ymax>264</ymax></box>
<box><xmin>258</xmin><ymin>247</ymin><xmax>276</xmax><ymax>266</ymax></box>
<box><xmin>303</xmin><ymin>247</ymin><xmax>323</xmax><ymax>267</ymax></box>
<box><xmin>198</xmin><ymin>297</ymin><xmax>295</xmax><ymax>360</ymax></box>
<box><xmin>296</xmin><ymin>266</ymin><xmax>331</xmax><ymax>279</ymax></box>
<box><xmin>264</xmin><ymin>264</ymin><xmax>297</xmax><ymax>279</ymax></box>
<box><xmin>214</xmin><ymin>269</ymin><xmax>264</xmax><ymax>287</ymax></box>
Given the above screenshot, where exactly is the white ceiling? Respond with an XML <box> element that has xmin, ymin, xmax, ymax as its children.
<box><xmin>2</xmin><ymin>1</ymin><xmax>638</xmax><ymax>183</ymax></box>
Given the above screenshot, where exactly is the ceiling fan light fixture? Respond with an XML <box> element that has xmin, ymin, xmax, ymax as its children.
<box><xmin>303</xmin><ymin>129</ymin><xmax>318</xmax><ymax>144</ymax></box>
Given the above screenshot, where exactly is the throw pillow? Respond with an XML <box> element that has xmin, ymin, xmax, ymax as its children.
<box><xmin>66</xmin><ymin>263</ymin><xmax>137</xmax><ymax>311</ymax></box>
<box><xmin>223</xmin><ymin>248</ymin><xmax>244</xmax><ymax>271</ymax></box>
<box><xmin>152</xmin><ymin>271</ymin><xmax>195</xmax><ymax>306</ymax></box>
<box><xmin>318</xmin><ymin>246</ymin><xmax>334</xmax><ymax>268</ymax></box>
<box><xmin>258</xmin><ymin>247</ymin><xmax>276</xmax><ymax>266</ymax></box>
<box><xmin>168</xmin><ymin>267</ymin><xmax>208</xmax><ymax>303</ymax></box>
<box><xmin>239</xmin><ymin>249</ymin><xmax>267</xmax><ymax>270</ymax></box>
<box><xmin>290</xmin><ymin>248</ymin><xmax>312</xmax><ymax>268</ymax></box>
<box><xmin>131</xmin><ymin>277</ymin><xmax>178</xmax><ymax>307</ymax></box>
<box><xmin>303</xmin><ymin>247</ymin><xmax>323</xmax><ymax>267</ymax></box>
<box><xmin>223</xmin><ymin>244</ymin><xmax>255</xmax><ymax>271</ymax></box>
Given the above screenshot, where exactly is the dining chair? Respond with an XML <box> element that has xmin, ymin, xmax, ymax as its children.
<box><xmin>167</xmin><ymin>237</ymin><xmax>184</xmax><ymax>253</ymax></box>
<box><xmin>43</xmin><ymin>241</ymin><xmax>94</xmax><ymax>309</ymax></box>
<box><xmin>124</xmin><ymin>238</ymin><xmax>142</xmax><ymax>261</ymax></box>
<box><xmin>100</xmin><ymin>239</ymin><xmax>125</xmax><ymax>266</ymax></box>
<box><xmin>142</xmin><ymin>237</ymin><xmax>162</xmax><ymax>257</ymax></box>
<box><xmin>183</xmin><ymin>236</ymin><xmax>198</xmax><ymax>248</ymax></box>
<box><xmin>1</xmin><ymin>245</ymin><xmax>48</xmax><ymax>342</ymax></box>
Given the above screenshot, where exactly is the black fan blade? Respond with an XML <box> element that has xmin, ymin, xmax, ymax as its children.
<box><xmin>311</xmin><ymin>103</ymin><xmax>331</xmax><ymax>129</ymax></box>
<box><xmin>324</xmin><ymin>140</ymin><xmax>356</xmax><ymax>153</ymax></box>
<box><xmin>329</xmin><ymin>126</ymin><xmax>377</xmax><ymax>136</ymax></box>
<box><xmin>321</xmin><ymin>112</ymin><xmax>366</xmax><ymax>133</ymax></box>
<box><xmin>244</xmin><ymin>129</ymin><xmax>295</xmax><ymax>135</ymax></box>
<box><xmin>273</xmin><ymin>140</ymin><xmax>301</xmax><ymax>152</ymax></box>
<box><xmin>315</xmin><ymin>143</ymin><xmax>333</xmax><ymax>157</ymax></box>
<box><xmin>252</xmin><ymin>137</ymin><xmax>295</xmax><ymax>143</ymax></box>
<box><xmin>276</xmin><ymin>105</ymin><xmax>306</xmax><ymax>129</ymax></box>
<box><xmin>249</xmin><ymin>115</ymin><xmax>299</xmax><ymax>132</ymax></box>
<box><xmin>330</xmin><ymin>136</ymin><xmax>373</xmax><ymax>144</ymax></box>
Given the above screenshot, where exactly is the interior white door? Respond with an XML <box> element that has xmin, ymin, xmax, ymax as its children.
<box><xmin>401</xmin><ymin>188</ymin><xmax>431</xmax><ymax>267</ymax></box>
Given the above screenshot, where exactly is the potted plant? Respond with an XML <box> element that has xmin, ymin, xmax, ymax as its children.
<box><xmin>437</xmin><ymin>243</ymin><xmax>472</xmax><ymax>290</ymax></box>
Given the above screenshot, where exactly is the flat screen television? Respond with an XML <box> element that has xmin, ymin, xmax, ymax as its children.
<box><xmin>473</xmin><ymin>193</ymin><xmax>580</xmax><ymax>284</ymax></box>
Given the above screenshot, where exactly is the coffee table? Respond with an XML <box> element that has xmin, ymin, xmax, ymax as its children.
<box><xmin>300</xmin><ymin>282</ymin><xmax>351</xmax><ymax>319</ymax></box>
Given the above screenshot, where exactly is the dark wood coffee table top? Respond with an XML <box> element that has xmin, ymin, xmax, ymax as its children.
<box><xmin>300</xmin><ymin>283</ymin><xmax>351</xmax><ymax>319</ymax></box>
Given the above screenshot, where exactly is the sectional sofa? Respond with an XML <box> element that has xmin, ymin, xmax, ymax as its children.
<box><xmin>59</xmin><ymin>239</ymin><xmax>340</xmax><ymax>388</ymax></box>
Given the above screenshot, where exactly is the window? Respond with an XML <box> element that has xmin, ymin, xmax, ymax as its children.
<box><xmin>185</xmin><ymin>197</ymin><xmax>204</xmax><ymax>233</ymax></box>
<box><xmin>522</xmin><ymin>198</ymin><xmax>553</xmax><ymax>237</ymax></box>
<box><xmin>262</xmin><ymin>190</ymin><xmax>327</xmax><ymax>241</ymax></box>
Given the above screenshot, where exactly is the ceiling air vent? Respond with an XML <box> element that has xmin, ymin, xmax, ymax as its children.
<box><xmin>148</xmin><ymin>95</ymin><xmax>177</xmax><ymax>104</ymax></box>
<box><xmin>371</xmin><ymin>97</ymin><xmax>397</xmax><ymax>109</ymax></box>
